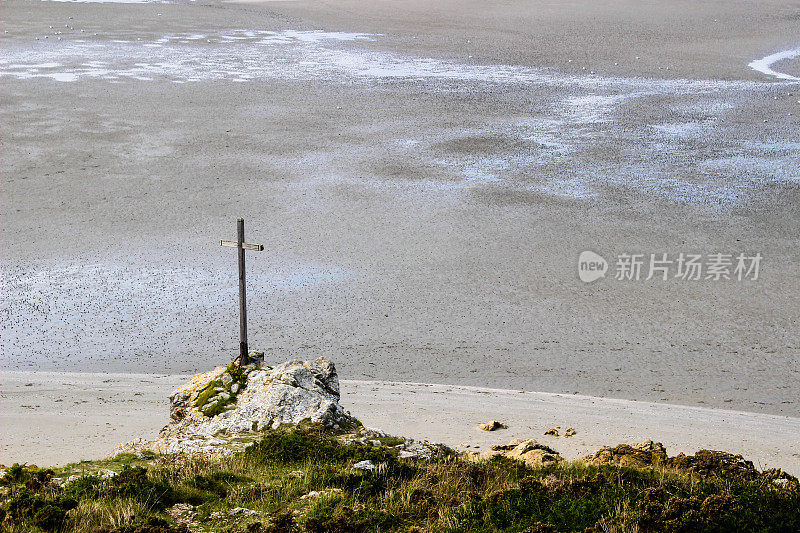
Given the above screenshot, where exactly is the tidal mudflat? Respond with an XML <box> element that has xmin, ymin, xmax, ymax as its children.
<box><xmin>2</xmin><ymin>0</ymin><xmax>799</xmax><ymax>421</ymax></box>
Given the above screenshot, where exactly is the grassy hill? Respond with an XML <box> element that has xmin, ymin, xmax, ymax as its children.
<box><xmin>2</xmin><ymin>423</ymin><xmax>799</xmax><ymax>532</ymax></box>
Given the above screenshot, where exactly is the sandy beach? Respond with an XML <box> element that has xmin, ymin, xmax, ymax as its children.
<box><xmin>1</xmin><ymin>0</ymin><xmax>799</xmax><ymax>468</ymax></box>
<box><xmin>2</xmin><ymin>371</ymin><xmax>799</xmax><ymax>475</ymax></box>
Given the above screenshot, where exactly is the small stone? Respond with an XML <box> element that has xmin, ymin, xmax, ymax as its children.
<box><xmin>544</xmin><ymin>427</ymin><xmax>560</xmax><ymax>436</ymax></box>
<box><xmin>564</xmin><ymin>428</ymin><xmax>576</xmax><ymax>437</ymax></box>
<box><xmin>353</xmin><ymin>460</ymin><xmax>375</xmax><ymax>471</ymax></box>
<box><xmin>478</xmin><ymin>420</ymin><xmax>507</xmax><ymax>431</ymax></box>
<box><xmin>370</xmin><ymin>440</ymin><xmax>382</xmax><ymax>447</ymax></box>
<box><xmin>301</xmin><ymin>488</ymin><xmax>343</xmax><ymax>500</ymax></box>
<box><xmin>218</xmin><ymin>392</ymin><xmax>231</xmax><ymax>402</ymax></box>
<box><xmin>221</xmin><ymin>373</ymin><xmax>233</xmax><ymax>386</ymax></box>
<box><xmin>230</xmin><ymin>383</ymin><xmax>239</xmax><ymax>394</ymax></box>
<box><xmin>230</xmin><ymin>507</ymin><xmax>260</xmax><ymax>517</ymax></box>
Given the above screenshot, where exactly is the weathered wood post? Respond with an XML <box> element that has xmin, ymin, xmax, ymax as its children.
<box><xmin>237</xmin><ymin>218</ymin><xmax>248</xmax><ymax>365</ymax></box>
<box><xmin>220</xmin><ymin>218</ymin><xmax>264</xmax><ymax>366</ymax></box>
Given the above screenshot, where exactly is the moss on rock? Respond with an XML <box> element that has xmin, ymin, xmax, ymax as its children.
<box><xmin>195</xmin><ymin>364</ymin><xmax>249</xmax><ymax>417</ymax></box>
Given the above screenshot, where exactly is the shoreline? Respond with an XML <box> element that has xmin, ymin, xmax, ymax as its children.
<box><xmin>748</xmin><ymin>47</ymin><xmax>800</xmax><ymax>81</ymax></box>
<box><xmin>2</xmin><ymin>371</ymin><xmax>798</xmax><ymax>475</ymax></box>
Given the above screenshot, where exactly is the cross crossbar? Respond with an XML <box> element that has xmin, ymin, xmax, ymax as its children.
<box><xmin>220</xmin><ymin>240</ymin><xmax>264</xmax><ymax>251</ymax></box>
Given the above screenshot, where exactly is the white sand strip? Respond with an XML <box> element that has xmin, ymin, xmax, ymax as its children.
<box><xmin>342</xmin><ymin>381</ymin><xmax>800</xmax><ymax>475</ymax></box>
<box><xmin>748</xmin><ymin>48</ymin><xmax>800</xmax><ymax>81</ymax></box>
<box><xmin>1</xmin><ymin>372</ymin><xmax>798</xmax><ymax>475</ymax></box>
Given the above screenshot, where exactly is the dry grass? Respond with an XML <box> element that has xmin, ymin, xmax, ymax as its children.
<box><xmin>62</xmin><ymin>498</ymin><xmax>148</xmax><ymax>532</ymax></box>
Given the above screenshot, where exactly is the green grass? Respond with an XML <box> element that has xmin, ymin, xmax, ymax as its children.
<box><xmin>2</xmin><ymin>423</ymin><xmax>798</xmax><ymax>532</ymax></box>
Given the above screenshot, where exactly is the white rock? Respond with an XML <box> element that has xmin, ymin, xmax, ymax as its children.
<box><xmin>353</xmin><ymin>460</ymin><xmax>375</xmax><ymax>471</ymax></box>
<box><xmin>121</xmin><ymin>358</ymin><xmax>357</xmax><ymax>457</ymax></box>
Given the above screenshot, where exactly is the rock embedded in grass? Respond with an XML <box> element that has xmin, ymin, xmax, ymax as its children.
<box><xmin>469</xmin><ymin>438</ymin><xmax>563</xmax><ymax>467</ymax></box>
<box><xmin>353</xmin><ymin>459</ymin><xmax>375</xmax><ymax>470</ymax></box>
<box><xmin>301</xmin><ymin>488</ymin><xmax>343</xmax><ymax>500</ymax></box>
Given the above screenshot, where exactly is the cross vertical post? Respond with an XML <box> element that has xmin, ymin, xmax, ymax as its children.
<box><xmin>220</xmin><ymin>218</ymin><xmax>264</xmax><ymax>366</ymax></box>
<box><xmin>237</xmin><ymin>218</ymin><xmax>248</xmax><ymax>365</ymax></box>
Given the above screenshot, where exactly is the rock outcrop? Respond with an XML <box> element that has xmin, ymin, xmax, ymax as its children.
<box><xmin>467</xmin><ymin>438</ymin><xmax>563</xmax><ymax>467</ymax></box>
<box><xmin>582</xmin><ymin>440</ymin><xmax>668</xmax><ymax>468</ymax></box>
<box><xmin>581</xmin><ymin>442</ymin><xmax>799</xmax><ymax>488</ymax></box>
<box><xmin>169</xmin><ymin>357</ymin><xmax>352</xmax><ymax>433</ymax></box>
<box><xmin>665</xmin><ymin>449</ymin><xmax>757</xmax><ymax>480</ymax></box>
<box><xmin>114</xmin><ymin>357</ymin><xmax>356</xmax><ymax>457</ymax></box>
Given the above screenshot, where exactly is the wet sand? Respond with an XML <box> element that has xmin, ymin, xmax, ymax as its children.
<box><xmin>1</xmin><ymin>0</ymin><xmax>799</xmax><ymax>421</ymax></box>
<box><xmin>2</xmin><ymin>371</ymin><xmax>798</xmax><ymax>475</ymax></box>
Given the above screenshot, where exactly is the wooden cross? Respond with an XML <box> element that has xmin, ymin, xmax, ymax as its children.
<box><xmin>220</xmin><ymin>218</ymin><xmax>264</xmax><ymax>366</ymax></box>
